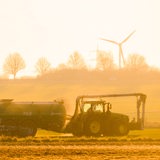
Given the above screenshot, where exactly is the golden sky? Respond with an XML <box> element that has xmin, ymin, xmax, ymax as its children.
<box><xmin>0</xmin><ymin>0</ymin><xmax>160</xmax><ymax>76</ymax></box>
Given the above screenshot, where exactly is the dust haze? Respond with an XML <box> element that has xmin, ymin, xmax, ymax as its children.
<box><xmin>0</xmin><ymin>68</ymin><xmax>160</xmax><ymax>126</ymax></box>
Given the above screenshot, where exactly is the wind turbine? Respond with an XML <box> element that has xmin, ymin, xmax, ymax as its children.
<box><xmin>100</xmin><ymin>31</ymin><xmax>136</xmax><ymax>69</ymax></box>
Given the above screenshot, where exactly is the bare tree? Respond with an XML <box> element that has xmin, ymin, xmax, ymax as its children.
<box><xmin>35</xmin><ymin>57</ymin><xmax>51</xmax><ymax>75</ymax></box>
<box><xmin>96</xmin><ymin>51</ymin><xmax>115</xmax><ymax>71</ymax></box>
<box><xmin>125</xmin><ymin>53</ymin><xmax>148</xmax><ymax>71</ymax></box>
<box><xmin>57</xmin><ymin>63</ymin><xmax>67</xmax><ymax>70</ymax></box>
<box><xmin>67</xmin><ymin>51</ymin><xmax>86</xmax><ymax>69</ymax></box>
<box><xmin>3</xmin><ymin>53</ymin><xmax>25</xmax><ymax>79</ymax></box>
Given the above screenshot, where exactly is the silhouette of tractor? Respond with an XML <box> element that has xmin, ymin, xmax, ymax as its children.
<box><xmin>66</xmin><ymin>93</ymin><xmax>146</xmax><ymax>136</ymax></box>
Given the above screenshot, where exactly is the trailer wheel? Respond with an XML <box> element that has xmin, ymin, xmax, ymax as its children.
<box><xmin>2</xmin><ymin>119</ymin><xmax>19</xmax><ymax>136</ymax></box>
<box><xmin>18</xmin><ymin>120</ymin><xmax>37</xmax><ymax>137</ymax></box>
<box><xmin>85</xmin><ymin>119</ymin><xmax>101</xmax><ymax>136</ymax></box>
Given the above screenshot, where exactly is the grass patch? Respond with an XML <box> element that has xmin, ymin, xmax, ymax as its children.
<box><xmin>1</xmin><ymin>128</ymin><xmax>160</xmax><ymax>143</ymax></box>
<box><xmin>36</xmin><ymin>129</ymin><xmax>64</xmax><ymax>137</ymax></box>
<box><xmin>128</xmin><ymin>128</ymin><xmax>160</xmax><ymax>139</ymax></box>
<box><xmin>36</xmin><ymin>128</ymin><xmax>160</xmax><ymax>140</ymax></box>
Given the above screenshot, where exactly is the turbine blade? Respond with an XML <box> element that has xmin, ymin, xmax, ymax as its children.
<box><xmin>119</xmin><ymin>45</ymin><xmax>125</xmax><ymax>65</ymax></box>
<box><xmin>100</xmin><ymin>38</ymin><xmax>119</xmax><ymax>45</ymax></box>
<box><xmin>119</xmin><ymin>46</ymin><xmax>121</xmax><ymax>69</ymax></box>
<box><xmin>121</xmin><ymin>30</ymin><xmax>136</xmax><ymax>44</ymax></box>
<box><xmin>96</xmin><ymin>41</ymin><xmax>99</xmax><ymax>54</ymax></box>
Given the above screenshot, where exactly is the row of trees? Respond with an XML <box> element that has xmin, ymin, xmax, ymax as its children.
<box><xmin>2</xmin><ymin>51</ymin><xmax>153</xmax><ymax>79</ymax></box>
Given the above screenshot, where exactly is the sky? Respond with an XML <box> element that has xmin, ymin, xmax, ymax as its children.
<box><xmin>0</xmin><ymin>0</ymin><xmax>160</xmax><ymax>76</ymax></box>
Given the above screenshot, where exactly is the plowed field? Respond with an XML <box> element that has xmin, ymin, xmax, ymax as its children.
<box><xmin>1</xmin><ymin>141</ymin><xmax>160</xmax><ymax>160</ymax></box>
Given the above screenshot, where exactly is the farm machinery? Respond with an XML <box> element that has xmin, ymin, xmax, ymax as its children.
<box><xmin>65</xmin><ymin>93</ymin><xmax>146</xmax><ymax>136</ymax></box>
<box><xmin>0</xmin><ymin>99</ymin><xmax>66</xmax><ymax>137</ymax></box>
<box><xmin>0</xmin><ymin>93</ymin><xmax>146</xmax><ymax>137</ymax></box>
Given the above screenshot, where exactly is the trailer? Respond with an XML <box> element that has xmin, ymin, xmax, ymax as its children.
<box><xmin>0</xmin><ymin>99</ymin><xmax>66</xmax><ymax>137</ymax></box>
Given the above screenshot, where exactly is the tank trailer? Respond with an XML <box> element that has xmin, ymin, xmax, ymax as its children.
<box><xmin>0</xmin><ymin>93</ymin><xmax>146</xmax><ymax>137</ymax></box>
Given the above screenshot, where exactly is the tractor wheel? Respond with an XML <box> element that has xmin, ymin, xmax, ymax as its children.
<box><xmin>114</xmin><ymin>122</ymin><xmax>129</xmax><ymax>136</ymax></box>
<box><xmin>85</xmin><ymin>119</ymin><xmax>101</xmax><ymax>137</ymax></box>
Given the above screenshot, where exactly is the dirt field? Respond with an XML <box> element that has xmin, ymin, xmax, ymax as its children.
<box><xmin>1</xmin><ymin>140</ymin><xmax>160</xmax><ymax>160</ymax></box>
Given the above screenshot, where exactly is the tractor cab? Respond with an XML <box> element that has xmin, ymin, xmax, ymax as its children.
<box><xmin>81</xmin><ymin>100</ymin><xmax>112</xmax><ymax>113</ymax></box>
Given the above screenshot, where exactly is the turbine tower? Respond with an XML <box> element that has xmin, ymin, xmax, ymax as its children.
<box><xmin>100</xmin><ymin>31</ymin><xmax>135</xmax><ymax>69</ymax></box>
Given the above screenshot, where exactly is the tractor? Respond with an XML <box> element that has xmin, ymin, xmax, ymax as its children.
<box><xmin>65</xmin><ymin>93</ymin><xmax>146</xmax><ymax>136</ymax></box>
